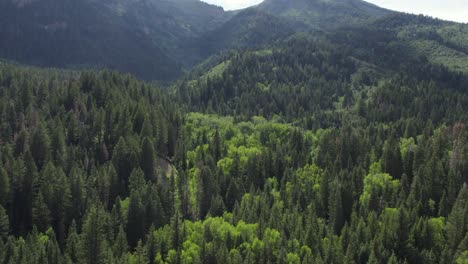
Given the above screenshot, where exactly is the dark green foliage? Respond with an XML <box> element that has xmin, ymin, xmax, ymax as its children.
<box><xmin>258</xmin><ymin>0</ymin><xmax>389</xmax><ymax>29</ymax></box>
<box><xmin>32</xmin><ymin>193</ymin><xmax>51</xmax><ymax>233</ymax></box>
<box><xmin>140</xmin><ymin>137</ymin><xmax>156</xmax><ymax>182</ymax></box>
<box><xmin>0</xmin><ymin>11</ymin><xmax>467</xmax><ymax>262</ymax></box>
<box><xmin>0</xmin><ymin>168</ymin><xmax>9</xmax><ymax>207</ymax></box>
<box><xmin>0</xmin><ymin>205</ymin><xmax>9</xmax><ymax>240</ymax></box>
<box><xmin>79</xmin><ymin>204</ymin><xmax>109</xmax><ymax>264</ymax></box>
<box><xmin>30</xmin><ymin>125</ymin><xmax>51</xmax><ymax>170</ymax></box>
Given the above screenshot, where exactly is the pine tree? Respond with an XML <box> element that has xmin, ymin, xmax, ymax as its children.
<box><xmin>211</xmin><ymin>129</ymin><xmax>221</xmax><ymax>162</ymax></box>
<box><xmin>140</xmin><ymin>137</ymin><xmax>156</xmax><ymax>182</ymax></box>
<box><xmin>14</xmin><ymin>129</ymin><xmax>28</xmax><ymax>158</ymax></box>
<box><xmin>114</xmin><ymin>224</ymin><xmax>128</xmax><ymax>259</ymax></box>
<box><xmin>107</xmin><ymin>164</ymin><xmax>121</xmax><ymax>209</ymax></box>
<box><xmin>80</xmin><ymin>204</ymin><xmax>108</xmax><ymax>264</ymax></box>
<box><xmin>133</xmin><ymin>240</ymin><xmax>149</xmax><ymax>264</ymax></box>
<box><xmin>140</xmin><ymin>117</ymin><xmax>154</xmax><ymax>139</ymax></box>
<box><xmin>66</xmin><ymin>221</ymin><xmax>81</xmax><ymax>264</ymax></box>
<box><xmin>145</xmin><ymin>225</ymin><xmax>157</xmax><ymax>264</ymax></box>
<box><xmin>127</xmin><ymin>177</ymin><xmax>145</xmax><ymax>248</ymax></box>
<box><xmin>0</xmin><ymin>205</ymin><xmax>9</xmax><ymax>240</ymax></box>
<box><xmin>45</xmin><ymin>228</ymin><xmax>63</xmax><ymax>264</ymax></box>
<box><xmin>30</xmin><ymin>124</ymin><xmax>51</xmax><ymax>170</ymax></box>
<box><xmin>112</xmin><ymin>137</ymin><xmax>138</xmax><ymax>193</ymax></box>
<box><xmin>209</xmin><ymin>194</ymin><xmax>226</xmax><ymax>217</ymax></box>
<box><xmin>382</xmin><ymin>134</ymin><xmax>403</xmax><ymax>178</ymax></box>
<box><xmin>0</xmin><ymin>168</ymin><xmax>9</xmax><ymax>207</ymax></box>
<box><xmin>69</xmin><ymin>166</ymin><xmax>86</xmax><ymax>224</ymax></box>
<box><xmin>438</xmin><ymin>191</ymin><xmax>449</xmax><ymax>217</ymax></box>
<box><xmin>50</xmin><ymin>124</ymin><xmax>67</xmax><ymax>168</ymax></box>
<box><xmin>329</xmin><ymin>183</ymin><xmax>344</xmax><ymax>235</ymax></box>
<box><xmin>446</xmin><ymin>188</ymin><xmax>467</xmax><ymax>252</ymax></box>
<box><xmin>32</xmin><ymin>193</ymin><xmax>50</xmax><ymax>232</ymax></box>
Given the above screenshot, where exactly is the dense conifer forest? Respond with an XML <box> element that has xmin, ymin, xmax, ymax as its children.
<box><xmin>0</xmin><ymin>0</ymin><xmax>467</xmax><ymax>263</ymax></box>
<box><xmin>0</xmin><ymin>31</ymin><xmax>467</xmax><ymax>263</ymax></box>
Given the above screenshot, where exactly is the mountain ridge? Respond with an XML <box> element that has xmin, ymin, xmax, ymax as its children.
<box><xmin>1</xmin><ymin>0</ymin><xmax>468</xmax><ymax>80</ymax></box>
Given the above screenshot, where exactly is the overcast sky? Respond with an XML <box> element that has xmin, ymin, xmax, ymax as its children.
<box><xmin>202</xmin><ymin>0</ymin><xmax>468</xmax><ymax>23</ymax></box>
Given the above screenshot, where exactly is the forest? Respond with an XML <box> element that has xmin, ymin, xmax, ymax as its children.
<box><xmin>0</xmin><ymin>27</ymin><xmax>466</xmax><ymax>263</ymax></box>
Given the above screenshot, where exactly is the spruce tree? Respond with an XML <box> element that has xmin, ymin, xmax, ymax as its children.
<box><xmin>32</xmin><ymin>193</ymin><xmax>50</xmax><ymax>232</ymax></box>
<box><xmin>0</xmin><ymin>168</ymin><xmax>9</xmax><ymax>207</ymax></box>
<box><xmin>0</xmin><ymin>205</ymin><xmax>9</xmax><ymax>240</ymax></box>
<box><xmin>329</xmin><ymin>183</ymin><xmax>344</xmax><ymax>235</ymax></box>
<box><xmin>140</xmin><ymin>137</ymin><xmax>156</xmax><ymax>182</ymax></box>
<box><xmin>113</xmin><ymin>224</ymin><xmax>128</xmax><ymax>259</ymax></box>
<box><xmin>80</xmin><ymin>204</ymin><xmax>108</xmax><ymax>264</ymax></box>
<box><xmin>66</xmin><ymin>221</ymin><xmax>81</xmax><ymax>264</ymax></box>
<box><xmin>30</xmin><ymin>124</ymin><xmax>51</xmax><ymax>170</ymax></box>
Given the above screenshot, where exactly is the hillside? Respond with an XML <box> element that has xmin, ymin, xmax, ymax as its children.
<box><xmin>257</xmin><ymin>0</ymin><xmax>390</xmax><ymax>29</ymax></box>
<box><xmin>2</xmin><ymin>0</ymin><xmax>468</xmax><ymax>80</ymax></box>
<box><xmin>184</xmin><ymin>9</ymin><xmax>295</xmax><ymax>62</ymax></box>
<box><xmin>0</xmin><ymin>0</ymin><xmax>229</xmax><ymax>80</ymax></box>
<box><xmin>0</xmin><ymin>2</ymin><xmax>467</xmax><ymax>263</ymax></box>
<box><xmin>0</xmin><ymin>31</ymin><xmax>466</xmax><ymax>262</ymax></box>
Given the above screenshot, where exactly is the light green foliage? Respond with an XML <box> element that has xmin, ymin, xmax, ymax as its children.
<box><xmin>254</xmin><ymin>49</ymin><xmax>273</xmax><ymax>56</ymax></box>
<box><xmin>287</xmin><ymin>252</ymin><xmax>301</xmax><ymax>264</ymax></box>
<box><xmin>184</xmin><ymin>113</ymin><xmax>314</xmax><ymax>176</ymax></box>
<box><xmin>400</xmin><ymin>137</ymin><xmax>416</xmax><ymax>159</ymax></box>
<box><xmin>120</xmin><ymin>197</ymin><xmax>130</xmax><ymax>217</ymax></box>
<box><xmin>295</xmin><ymin>164</ymin><xmax>323</xmax><ymax>193</ymax></box>
<box><xmin>407</xmin><ymin>39</ymin><xmax>468</xmax><ymax>72</ymax></box>
<box><xmin>457</xmin><ymin>251</ymin><xmax>468</xmax><ymax>264</ymax></box>
<box><xmin>360</xmin><ymin>162</ymin><xmax>400</xmax><ymax>206</ymax></box>
<box><xmin>203</xmin><ymin>61</ymin><xmax>230</xmax><ymax>80</ymax></box>
<box><xmin>155</xmin><ymin>216</ymin><xmax>283</xmax><ymax>263</ymax></box>
<box><xmin>438</xmin><ymin>25</ymin><xmax>468</xmax><ymax>51</ymax></box>
<box><xmin>428</xmin><ymin>217</ymin><xmax>445</xmax><ymax>245</ymax></box>
<box><xmin>394</xmin><ymin>20</ymin><xmax>468</xmax><ymax>73</ymax></box>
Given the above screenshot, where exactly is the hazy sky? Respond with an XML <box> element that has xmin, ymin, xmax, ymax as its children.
<box><xmin>202</xmin><ymin>0</ymin><xmax>468</xmax><ymax>23</ymax></box>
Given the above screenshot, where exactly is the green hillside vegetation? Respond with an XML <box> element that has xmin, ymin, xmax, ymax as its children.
<box><xmin>0</xmin><ymin>28</ymin><xmax>467</xmax><ymax>262</ymax></box>
<box><xmin>257</xmin><ymin>0</ymin><xmax>389</xmax><ymax>29</ymax></box>
<box><xmin>0</xmin><ymin>0</ymin><xmax>467</xmax><ymax>263</ymax></box>
<box><xmin>370</xmin><ymin>13</ymin><xmax>468</xmax><ymax>73</ymax></box>
<box><xmin>1</xmin><ymin>0</ymin><xmax>468</xmax><ymax>82</ymax></box>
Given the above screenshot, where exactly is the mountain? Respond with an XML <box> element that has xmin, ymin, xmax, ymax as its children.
<box><xmin>256</xmin><ymin>0</ymin><xmax>390</xmax><ymax>29</ymax></box>
<box><xmin>0</xmin><ymin>0</ymin><xmax>467</xmax><ymax>263</ymax></box>
<box><xmin>328</xmin><ymin>13</ymin><xmax>468</xmax><ymax>73</ymax></box>
<box><xmin>0</xmin><ymin>0</ymin><xmax>230</xmax><ymax>80</ymax></box>
<box><xmin>1</xmin><ymin>0</ymin><xmax>468</xmax><ymax>81</ymax></box>
<box><xmin>0</xmin><ymin>0</ymin><xmax>391</xmax><ymax>80</ymax></box>
<box><xmin>184</xmin><ymin>9</ymin><xmax>295</xmax><ymax>62</ymax></box>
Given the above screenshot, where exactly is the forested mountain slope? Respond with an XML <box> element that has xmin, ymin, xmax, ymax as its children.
<box><xmin>328</xmin><ymin>13</ymin><xmax>468</xmax><ymax>73</ymax></box>
<box><xmin>257</xmin><ymin>0</ymin><xmax>389</xmax><ymax>29</ymax></box>
<box><xmin>0</xmin><ymin>0</ymin><xmax>229</xmax><ymax>80</ymax></box>
<box><xmin>0</xmin><ymin>0</ymin><xmax>467</xmax><ymax>263</ymax></box>
<box><xmin>0</xmin><ymin>30</ymin><xmax>466</xmax><ymax>262</ymax></box>
<box><xmin>1</xmin><ymin>0</ymin><xmax>468</xmax><ymax>81</ymax></box>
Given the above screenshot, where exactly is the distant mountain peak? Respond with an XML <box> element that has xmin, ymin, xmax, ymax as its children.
<box><xmin>257</xmin><ymin>0</ymin><xmax>390</xmax><ymax>29</ymax></box>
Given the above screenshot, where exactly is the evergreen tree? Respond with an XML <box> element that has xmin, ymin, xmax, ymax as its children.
<box><xmin>127</xmin><ymin>170</ymin><xmax>147</xmax><ymax>248</ymax></box>
<box><xmin>32</xmin><ymin>193</ymin><xmax>51</xmax><ymax>232</ymax></box>
<box><xmin>446</xmin><ymin>188</ymin><xmax>468</xmax><ymax>252</ymax></box>
<box><xmin>329</xmin><ymin>183</ymin><xmax>344</xmax><ymax>235</ymax></box>
<box><xmin>133</xmin><ymin>240</ymin><xmax>149</xmax><ymax>264</ymax></box>
<box><xmin>30</xmin><ymin>124</ymin><xmax>51</xmax><ymax>170</ymax></box>
<box><xmin>0</xmin><ymin>205</ymin><xmax>9</xmax><ymax>240</ymax></box>
<box><xmin>114</xmin><ymin>224</ymin><xmax>128</xmax><ymax>259</ymax></box>
<box><xmin>140</xmin><ymin>137</ymin><xmax>156</xmax><ymax>182</ymax></box>
<box><xmin>0</xmin><ymin>168</ymin><xmax>9</xmax><ymax>207</ymax></box>
<box><xmin>113</xmin><ymin>137</ymin><xmax>138</xmax><ymax>193</ymax></box>
<box><xmin>80</xmin><ymin>204</ymin><xmax>108</xmax><ymax>264</ymax></box>
<box><xmin>66</xmin><ymin>221</ymin><xmax>81</xmax><ymax>264</ymax></box>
